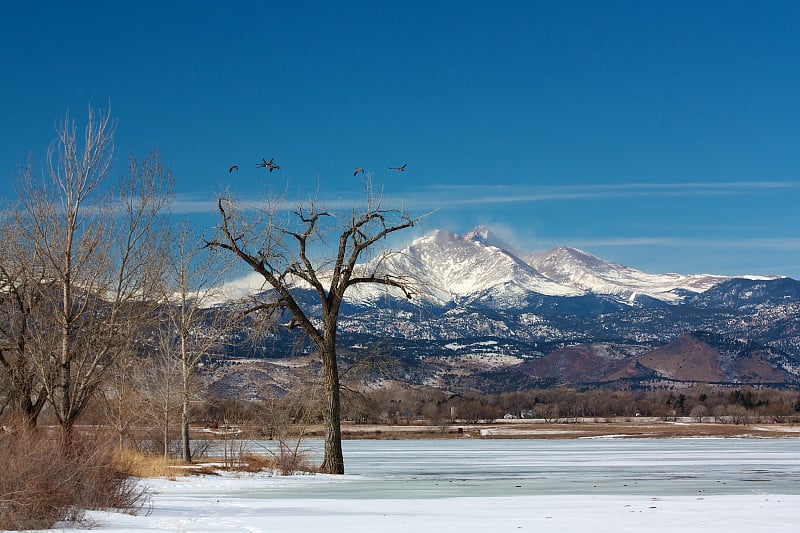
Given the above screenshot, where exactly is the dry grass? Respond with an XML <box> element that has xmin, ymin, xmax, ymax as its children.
<box><xmin>234</xmin><ymin>453</ymin><xmax>280</xmax><ymax>473</ymax></box>
<box><xmin>113</xmin><ymin>448</ymin><xmax>193</xmax><ymax>480</ymax></box>
<box><xmin>211</xmin><ymin>443</ymin><xmax>316</xmax><ymax>476</ymax></box>
<box><xmin>113</xmin><ymin>447</ymin><xmax>302</xmax><ymax>478</ymax></box>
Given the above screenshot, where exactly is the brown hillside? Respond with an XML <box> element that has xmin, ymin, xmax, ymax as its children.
<box><xmin>513</xmin><ymin>334</ymin><xmax>796</xmax><ymax>388</ymax></box>
<box><xmin>731</xmin><ymin>352</ymin><xmax>796</xmax><ymax>383</ymax></box>
<box><xmin>518</xmin><ymin>344</ymin><xmax>631</xmax><ymax>385</ymax></box>
<box><xmin>636</xmin><ymin>333</ymin><xmax>726</xmax><ymax>382</ymax></box>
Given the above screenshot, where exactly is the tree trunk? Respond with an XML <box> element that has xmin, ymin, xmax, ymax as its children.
<box><xmin>319</xmin><ymin>343</ymin><xmax>344</xmax><ymax>474</ymax></box>
<box><xmin>9</xmin><ymin>383</ymin><xmax>44</xmax><ymax>430</ymax></box>
<box><xmin>117</xmin><ymin>392</ymin><xmax>125</xmax><ymax>450</ymax></box>
<box><xmin>59</xmin><ymin>243</ymin><xmax>74</xmax><ymax>454</ymax></box>
<box><xmin>181</xmin><ymin>366</ymin><xmax>192</xmax><ymax>462</ymax></box>
<box><xmin>59</xmin><ymin>418</ymin><xmax>74</xmax><ymax>456</ymax></box>
<box><xmin>20</xmin><ymin>401</ymin><xmax>39</xmax><ymax>430</ymax></box>
<box><xmin>57</xmin><ymin>358</ymin><xmax>72</xmax><ymax>453</ymax></box>
<box><xmin>163</xmin><ymin>389</ymin><xmax>170</xmax><ymax>460</ymax></box>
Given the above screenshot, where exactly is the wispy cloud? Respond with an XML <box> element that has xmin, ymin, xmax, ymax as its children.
<box><xmin>570</xmin><ymin>236</ymin><xmax>800</xmax><ymax>251</ymax></box>
<box><xmin>171</xmin><ymin>194</ymin><xmax>220</xmax><ymax>214</ymax></box>
<box><xmin>397</xmin><ymin>181</ymin><xmax>795</xmax><ymax>209</ymax></box>
<box><xmin>170</xmin><ymin>180</ymin><xmax>796</xmax><ymax>214</ymax></box>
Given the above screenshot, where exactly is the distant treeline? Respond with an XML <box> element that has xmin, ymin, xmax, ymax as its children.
<box><xmin>178</xmin><ymin>385</ymin><xmax>800</xmax><ymax>435</ymax></box>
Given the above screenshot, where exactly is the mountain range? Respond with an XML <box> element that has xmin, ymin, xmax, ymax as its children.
<box><xmin>350</xmin><ymin>225</ymin><xmax>745</xmax><ymax>308</ymax></box>
<box><xmin>209</xmin><ymin>226</ymin><xmax>800</xmax><ymax>397</ymax></box>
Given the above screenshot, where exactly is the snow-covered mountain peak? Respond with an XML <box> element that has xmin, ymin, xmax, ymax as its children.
<box><xmin>348</xmin><ymin>227</ymin><xmax>582</xmax><ymax>307</ymax></box>
<box><xmin>464</xmin><ymin>225</ymin><xmax>490</xmax><ymax>240</ymax></box>
<box><xmin>532</xmin><ymin>247</ymin><xmax>636</xmax><ymax>278</ymax></box>
<box><xmin>463</xmin><ymin>225</ymin><xmax>520</xmax><ymax>254</ymax></box>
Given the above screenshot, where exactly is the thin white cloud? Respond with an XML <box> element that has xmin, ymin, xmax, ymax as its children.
<box><xmin>171</xmin><ymin>195</ymin><xmax>219</xmax><ymax>214</ymax></box>
<box><xmin>570</xmin><ymin>236</ymin><xmax>800</xmax><ymax>250</ymax></box>
<box><xmin>402</xmin><ymin>181</ymin><xmax>795</xmax><ymax>208</ymax></box>
<box><xmin>170</xmin><ymin>180</ymin><xmax>796</xmax><ymax>214</ymax></box>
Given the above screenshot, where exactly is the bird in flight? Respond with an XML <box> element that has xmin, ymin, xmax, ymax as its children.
<box><xmin>389</xmin><ymin>164</ymin><xmax>406</xmax><ymax>171</ymax></box>
<box><xmin>353</xmin><ymin>167</ymin><xmax>364</xmax><ymax>176</ymax></box>
<box><xmin>257</xmin><ymin>157</ymin><xmax>280</xmax><ymax>172</ymax></box>
<box><xmin>228</xmin><ymin>165</ymin><xmax>239</xmax><ymax>173</ymax></box>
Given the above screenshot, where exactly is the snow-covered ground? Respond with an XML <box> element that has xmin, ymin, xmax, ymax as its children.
<box><xmin>52</xmin><ymin>438</ymin><xmax>800</xmax><ymax>532</ymax></box>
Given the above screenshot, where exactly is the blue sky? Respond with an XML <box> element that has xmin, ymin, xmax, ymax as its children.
<box><xmin>2</xmin><ymin>1</ymin><xmax>799</xmax><ymax>278</ymax></box>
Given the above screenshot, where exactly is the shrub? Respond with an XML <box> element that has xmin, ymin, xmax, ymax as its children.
<box><xmin>271</xmin><ymin>441</ymin><xmax>316</xmax><ymax>476</ymax></box>
<box><xmin>0</xmin><ymin>427</ymin><xmax>147</xmax><ymax>530</ymax></box>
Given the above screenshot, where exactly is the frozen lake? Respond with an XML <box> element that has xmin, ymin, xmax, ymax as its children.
<box><xmin>63</xmin><ymin>437</ymin><xmax>800</xmax><ymax>532</ymax></box>
<box><xmin>256</xmin><ymin>437</ymin><xmax>800</xmax><ymax>498</ymax></box>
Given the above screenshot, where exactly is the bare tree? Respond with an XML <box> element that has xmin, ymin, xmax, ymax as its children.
<box><xmin>205</xmin><ymin>178</ymin><xmax>420</xmax><ymax>473</ymax></box>
<box><xmin>0</xmin><ymin>211</ymin><xmax>48</xmax><ymax>427</ymax></box>
<box><xmin>144</xmin><ymin>339</ymin><xmax>182</xmax><ymax>459</ymax></box>
<box><xmin>97</xmin><ymin>345</ymin><xmax>152</xmax><ymax>450</ymax></box>
<box><xmin>156</xmin><ymin>222</ymin><xmax>234</xmax><ymax>462</ymax></box>
<box><xmin>15</xmin><ymin>107</ymin><xmax>172</xmax><ymax>450</ymax></box>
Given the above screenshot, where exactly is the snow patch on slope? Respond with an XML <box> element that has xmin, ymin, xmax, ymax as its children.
<box><xmin>528</xmin><ymin>247</ymin><xmax>730</xmax><ymax>304</ymax></box>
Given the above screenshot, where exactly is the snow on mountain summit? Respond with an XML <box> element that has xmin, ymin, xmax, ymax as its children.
<box><xmin>464</xmin><ymin>225</ymin><xmax>492</xmax><ymax>242</ymax></box>
<box><xmin>528</xmin><ymin>246</ymin><xmax>730</xmax><ymax>304</ymax></box>
<box><xmin>398</xmin><ymin>228</ymin><xmax>581</xmax><ymax>304</ymax></box>
<box><xmin>463</xmin><ymin>225</ymin><xmax>520</xmax><ymax>254</ymax></box>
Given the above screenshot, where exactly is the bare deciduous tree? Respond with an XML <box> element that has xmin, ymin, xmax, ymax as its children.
<box><xmin>156</xmin><ymin>223</ymin><xmax>234</xmax><ymax>462</ymax></box>
<box><xmin>15</xmin><ymin>106</ymin><xmax>172</xmax><ymax>450</ymax></box>
<box><xmin>205</xmin><ymin>178</ymin><xmax>420</xmax><ymax>473</ymax></box>
<box><xmin>0</xmin><ymin>212</ymin><xmax>48</xmax><ymax>427</ymax></box>
<box><xmin>144</xmin><ymin>340</ymin><xmax>182</xmax><ymax>458</ymax></box>
<box><xmin>97</xmin><ymin>345</ymin><xmax>152</xmax><ymax>450</ymax></box>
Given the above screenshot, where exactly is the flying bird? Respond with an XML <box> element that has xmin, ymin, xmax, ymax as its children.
<box><xmin>257</xmin><ymin>157</ymin><xmax>280</xmax><ymax>172</ymax></box>
<box><xmin>353</xmin><ymin>167</ymin><xmax>364</xmax><ymax>176</ymax></box>
<box><xmin>389</xmin><ymin>164</ymin><xmax>407</xmax><ymax>171</ymax></box>
<box><xmin>228</xmin><ymin>165</ymin><xmax>239</xmax><ymax>173</ymax></box>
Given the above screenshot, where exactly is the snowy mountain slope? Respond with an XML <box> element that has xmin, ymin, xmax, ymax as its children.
<box><xmin>346</xmin><ymin>227</ymin><xmax>583</xmax><ymax>308</ymax></box>
<box><xmin>351</xmin><ymin>226</ymin><xmax>746</xmax><ymax>308</ymax></box>
<box><xmin>527</xmin><ymin>246</ymin><xmax>731</xmax><ymax>305</ymax></box>
<box><xmin>690</xmin><ymin>277</ymin><xmax>800</xmax><ymax>311</ymax></box>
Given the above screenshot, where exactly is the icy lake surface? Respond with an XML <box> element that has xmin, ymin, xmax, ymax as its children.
<box><xmin>256</xmin><ymin>437</ymin><xmax>800</xmax><ymax>498</ymax></box>
<box><xmin>61</xmin><ymin>437</ymin><xmax>800</xmax><ymax>532</ymax></box>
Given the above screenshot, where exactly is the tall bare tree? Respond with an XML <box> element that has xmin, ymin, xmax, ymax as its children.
<box><xmin>143</xmin><ymin>339</ymin><xmax>182</xmax><ymax>459</ymax></box>
<box><xmin>16</xmin><ymin>107</ymin><xmax>172</xmax><ymax>450</ymax></box>
<box><xmin>156</xmin><ymin>222</ymin><xmax>233</xmax><ymax>462</ymax></box>
<box><xmin>205</xmin><ymin>178</ymin><xmax>420</xmax><ymax>473</ymax></box>
<box><xmin>98</xmin><ymin>346</ymin><xmax>151</xmax><ymax>450</ymax></box>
